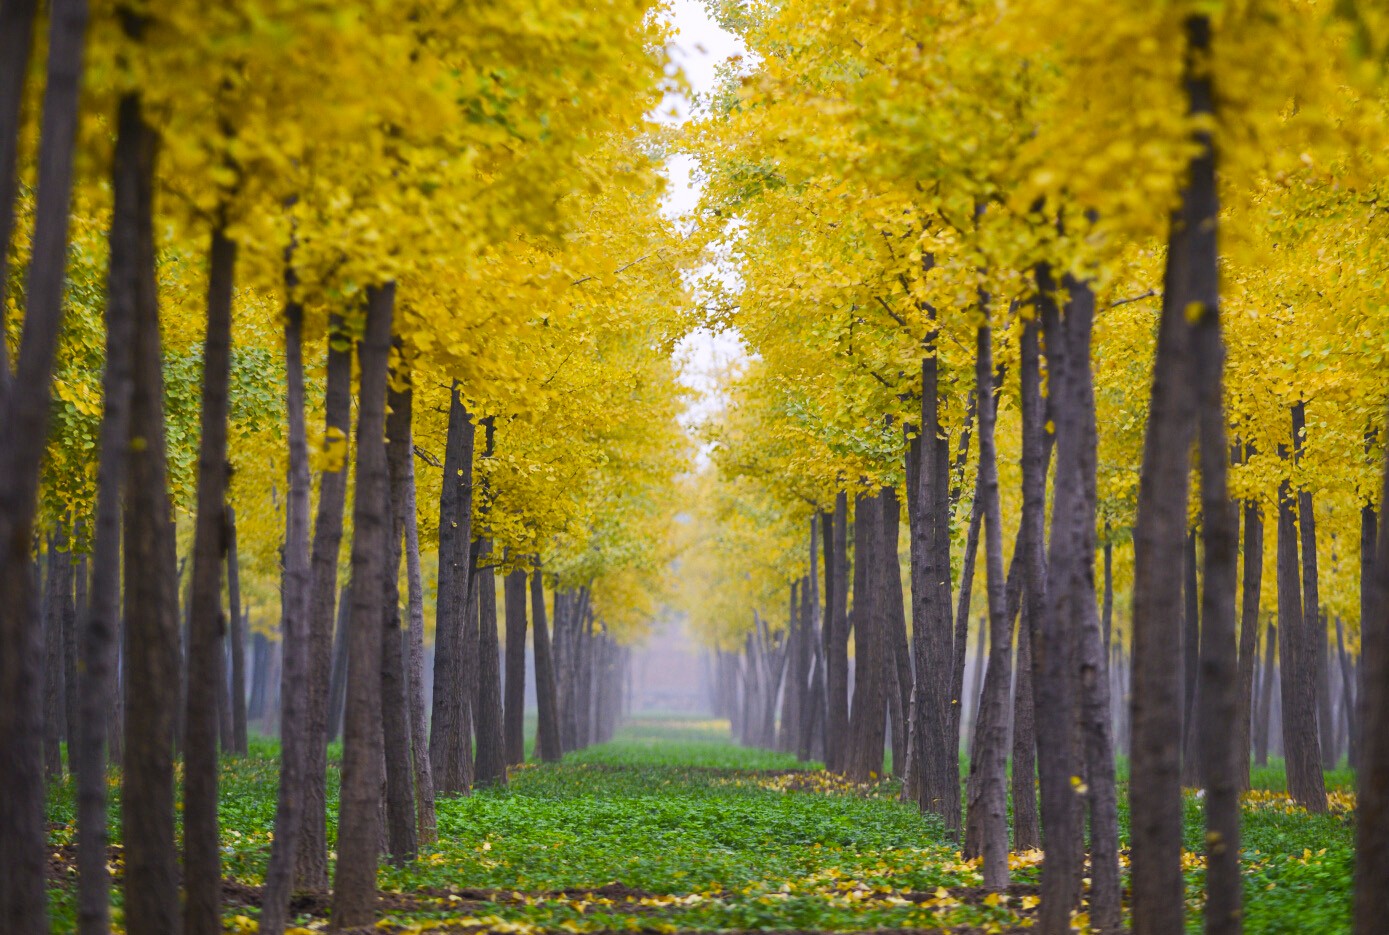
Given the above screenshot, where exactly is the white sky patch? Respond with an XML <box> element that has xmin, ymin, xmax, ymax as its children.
<box><xmin>656</xmin><ymin>0</ymin><xmax>749</xmax><ymax>443</ymax></box>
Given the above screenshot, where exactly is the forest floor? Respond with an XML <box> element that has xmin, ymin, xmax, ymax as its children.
<box><xmin>45</xmin><ymin>717</ymin><xmax>1355</xmax><ymax>934</ymax></box>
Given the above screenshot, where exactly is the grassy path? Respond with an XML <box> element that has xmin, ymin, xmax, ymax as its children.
<box><xmin>45</xmin><ymin>717</ymin><xmax>1355</xmax><ymax>933</ymax></box>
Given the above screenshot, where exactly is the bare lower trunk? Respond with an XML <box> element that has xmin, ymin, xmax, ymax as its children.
<box><xmin>404</xmin><ymin>454</ymin><xmax>437</xmax><ymax>844</ymax></box>
<box><xmin>299</xmin><ymin>314</ymin><xmax>352</xmax><ymax>887</ymax></box>
<box><xmin>330</xmin><ymin>283</ymin><xmax>396</xmax><ymax>929</ymax></box>
<box><xmin>1254</xmin><ymin>624</ymin><xmax>1275</xmax><ymax>766</ymax></box>
<box><xmin>1236</xmin><ymin>481</ymin><xmax>1263</xmax><ymax>791</ymax></box>
<box><xmin>1012</xmin><ymin>313</ymin><xmax>1045</xmax><ymax>854</ymax></box>
<box><xmin>882</xmin><ymin>490</ymin><xmax>911</xmax><ymax>779</ymax></box>
<box><xmin>1291</xmin><ymin>402</ymin><xmax>1334</xmax><ymax>770</ymax></box>
<box><xmin>430</xmin><ymin>385</ymin><xmax>476</xmax><ymax>794</ymax></box>
<box><xmin>260</xmin><ymin>291</ymin><xmax>316</xmax><ymax>935</ymax></box>
<box><xmin>964</xmin><ymin>324</ymin><xmax>1011</xmax><ymax>891</ymax></box>
<box><xmin>846</xmin><ymin>491</ymin><xmax>885</xmax><ymax>782</ymax></box>
<box><xmin>824</xmin><ymin>495</ymin><xmax>850</xmax><ymax>772</ymax></box>
<box><xmin>504</xmin><ymin>568</ymin><xmax>529</xmax><ymax>765</ymax></box>
<box><xmin>532</xmin><ymin>570</ymin><xmax>563</xmax><ymax>762</ymax></box>
<box><xmin>1354</xmin><ymin>408</ymin><xmax>1389</xmax><ymax>932</ymax></box>
<box><xmin>0</xmin><ymin>4</ymin><xmax>87</xmax><ymax>927</ymax></box>
<box><xmin>76</xmin><ymin>77</ymin><xmax>136</xmax><ymax>931</ymax></box>
<box><xmin>1278</xmin><ymin>468</ymin><xmax>1326</xmax><ymax>811</ymax></box>
<box><xmin>906</xmin><ymin>344</ymin><xmax>960</xmax><ymax>831</ymax></box>
<box><xmin>381</xmin><ymin>364</ymin><xmax>417</xmax><ymax>864</ymax></box>
<box><xmin>474</xmin><ymin>548</ymin><xmax>508</xmax><ymax>785</ymax></box>
<box><xmin>184</xmin><ymin>224</ymin><xmax>236</xmax><ymax>935</ymax></box>
<box><xmin>1129</xmin><ymin>19</ymin><xmax>1215</xmax><ymax>935</ymax></box>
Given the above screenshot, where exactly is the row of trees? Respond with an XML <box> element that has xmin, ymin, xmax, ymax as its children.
<box><xmin>681</xmin><ymin>1</ymin><xmax>1389</xmax><ymax>933</ymax></box>
<box><xmin>1</xmin><ymin>1</ymin><xmax>684</xmax><ymax>933</ymax></box>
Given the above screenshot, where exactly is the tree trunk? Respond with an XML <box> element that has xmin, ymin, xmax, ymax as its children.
<box><xmin>299</xmin><ymin>314</ymin><xmax>353</xmax><ymax>886</ymax></box>
<box><xmin>1354</xmin><ymin>407</ymin><xmax>1389</xmax><ymax>933</ymax></box>
<box><xmin>504</xmin><ymin>568</ymin><xmax>529</xmax><ymax>765</ymax></box>
<box><xmin>76</xmin><ymin>107</ymin><xmax>137</xmax><ymax>928</ymax></box>
<box><xmin>0</xmin><ymin>2</ymin><xmax>86</xmax><ymax>921</ymax></box>
<box><xmin>532</xmin><ymin>571</ymin><xmax>563</xmax><ymax>762</ymax></box>
<box><xmin>63</xmin><ymin>528</ymin><xmax>80</xmax><ymax>774</ymax></box>
<box><xmin>380</xmin><ymin>362</ymin><xmax>417</xmax><ymax>865</ymax></box>
<box><xmin>404</xmin><ymin>452</ymin><xmax>437</xmax><ymax>845</ymax></box>
<box><xmin>44</xmin><ymin>538</ymin><xmax>66</xmax><ymax>779</ymax></box>
<box><xmin>1129</xmin><ymin>17</ymin><xmax>1211</xmax><ymax>934</ymax></box>
<box><xmin>474</xmin><ymin>548</ymin><xmax>508</xmax><ymax>785</ymax></box>
<box><xmin>881</xmin><ymin>489</ymin><xmax>911</xmax><ymax>779</ymax></box>
<box><xmin>330</xmin><ymin>283</ymin><xmax>396</xmax><ymax>929</ymax></box>
<box><xmin>963</xmin><ymin>324</ymin><xmax>1011</xmax><ymax>891</ymax></box>
<box><xmin>184</xmin><ymin>224</ymin><xmax>236</xmax><ymax>935</ymax></box>
<box><xmin>1181</xmin><ymin>530</ymin><xmax>1202</xmax><ymax>787</ymax></box>
<box><xmin>1190</xmin><ymin>225</ymin><xmax>1241</xmax><ymax>935</ymax></box>
<box><xmin>0</xmin><ymin>0</ymin><xmax>38</xmax><ymax>389</ymax></box>
<box><xmin>1278</xmin><ymin>467</ymin><xmax>1326</xmax><ymax>810</ymax></box>
<box><xmin>327</xmin><ymin>586</ymin><xmax>351</xmax><ymax>744</ymax></box>
<box><xmin>906</xmin><ymin>343</ymin><xmax>960</xmax><ymax>831</ymax></box>
<box><xmin>109</xmin><ymin>78</ymin><xmax>181</xmax><ymax>935</ymax></box>
<box><xmin>779</xmin><ymin>581</ymin><xmax>802</xmax><ymax>754</ymax></box>
<box><xmin>1255</xmin><ymin>623</ymin><xmax>1276</xmax><ymax>766</ymax></box>
<box><xmin>846</xmin><ymin>490</ymin><xmax>886</xmax><ymax>781</ymax></box>
<box><xmin>430</xmin><ymin>384</ymin><xmax>476</xmax><ymax>794</ymax></box>
<box><xmin>1011</xmin><ymin>312</ymin><xmax>1045</xmax><ymax>854</ymax></box>
<box><xmin>1236</xmin><ymin>480</ymin><xmax>1263</xmax><ymax>791</ymax></box>
<box><xmin>1031</xmin><ymin>264</ymin><xmax>1086</xmax><ymax>932</ymax></box>
<box><xmin>260</xmin><ymin>290</ymin><xmax>316</xmax><ymax>935</ymax></box>
<box><xmin>1292</xmin><ymin>402</ymin><xmax>1335</xmax><ymax>769</ymax></box>
<box><xmin>227</xmin><ymin>509</ymin><xmax>246</xmax><ymax>754</ymax></box>
<box><xmin>1335</xmin><ymin>618</ymin><xmax>1356</xmax><ymax>773</ymax></box>
<box><xmin>824</xmin><ymin>494</ymin><xmax>850</xmax><ymax>772</ymax></box>
<box><xmin>1359</xmin><ymin>496</ymin><xmax>1377</xmax><ymax>770</ymax></box>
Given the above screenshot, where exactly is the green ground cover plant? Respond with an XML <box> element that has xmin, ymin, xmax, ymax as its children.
<box><xmin>43</xmin><ymin>718</ymin><xmax>1355</xmax><ymax>933</ymax></box>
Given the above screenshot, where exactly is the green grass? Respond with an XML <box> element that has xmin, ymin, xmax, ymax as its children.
<box><xmin>43</xmin><ymin>717</ymin><xmax>1356</xmax><ymax>933</ymax></box>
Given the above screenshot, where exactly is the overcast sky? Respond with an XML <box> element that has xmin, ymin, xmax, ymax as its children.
<box><xmin>660</xmin><ymin>0</ymin><xmax>747</xmax><ymax>430</ymax></box>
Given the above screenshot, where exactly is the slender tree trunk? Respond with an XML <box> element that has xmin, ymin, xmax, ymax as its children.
<box><xmin>846</xmin><ymin>491</ymin><xmax>886</xmax><ymax>781</ymax></box>
<box><xmin>184</xmin><ymin>224</ymin><xmax>237</xmax><ymax>935</ymax></box>
<box><xmin>1336</xmin><ymin>618</ymin><xmax>1356</xmax><ymax>773</ymax></box>
<box><xmin>963</xmin><ymin>324</ymin><xmax>1011</xmax><ymax>890</ymax></box>
<box><xmin>1102</xmin><ymin>529</ymin><xmax>1114</xmax><ymax>654</ymax></box>
<box><xmin>63</xmin><ymin>527</ymin><xmax>80</xmax><ymax>774</ymax></box>
<box><xmin>951</xmin><ymin>490</ymin><xmax>982</xmax><ymax>756</ymax></box>
<box><xmin>227</xmin><ymin>509</ymin><xmax>247</xmax><ymax>754</ymax></box>
<box><xmin>330</xmin><ymin>283</ymin><xmax>396</xmax><ymax>929</ymax></box>
<box><xmin>779</xmin><ymin>582</ymin><xmax>802</xmax><ymax>754</ymax></box>
<box><xmin>1354</xmin><ymin>407</ymin><xmax>1389</xmax><ymax>933</ymax></box>
<box><xmin>0</xmin><ymin>0</ymin><xmax>38</xmax><ymax>389</ymax></box>
<box><xmin>532</xmin><ymin>570</ymin><xmax>563</xmax><ymax>762</ymax></box>
<box><xmin>474</xmin><ymin>548</ymin><xmax>508</xmax><ymax>785</ymax></box>
<box><xmin>327</xmin><ymin>586</ymin><xmax>351</xmax><ymax>743</ymax></box>
<box><xmin>825</xmin><ymin>494</ymin><xmax>850</xmax><ymax>772</ymax></box>
<box><xmin>1291</xmin><ymin>402</ymin><xmax>1334</xmax><ymax>769</ymax></box>
<box><xmin>111</xmin><ymin>76</ymin><xmax>182</xmax><ymax>935</ymax></box>
<box><xmin>404</xmin><ymin>453</ymin><xmax>437</xmax><ymax>844</ymax></box>
<box><xmin>504</xmin><ymin>568</ymin><xmax>529</xmax><ymax>765</ymax></box>
<box><xmin>76</xmin><ymin>121</ymin><xmax>137</xmax><ymax>929</ymax></box>
<box><xmin>260</xmin><ymin>290</ymin><xmax>316</xmax><ymax>935</ymax></box>
<box><xmin>882</xmin><ymin>489</ymin><xmax>911</xmax><ymax>778</ymax></box>
<box><xmin>1255</xmin><ymin>623</ymin><xmax>1275</xmax><ymax>766</ymax></box>
<box><xmin>1032</xmin><ymin>264</ymin><xmax>1086</xmax><ymax>932</ymax></box>
<box><xmin>1189</xmin><ymin>236</ymin><xmax>1241</xmax><ymax>935</ymax></box>
<box><xmin>430</xmin><ymin>385</ymin><xmax>476</xmax><ymax>794</ymax></box>
<box><xmin>906</xmin><ymin>344</ymin><xmax>960</xmax><ymax>831</ymax></box>
<box><xmin>1236</xmin><ymin>487</ymin><xmax>1263</xmax><ymax>791</ymax></box>
<box><xmin>380</xmin><ymin>362</ymin><xmax>417</xmax><ymax>864</ymax></box>
<box><xmin>1359</xmin><ymin>495</ymin><xmax>1377</xmax><ymax>770</ymax></box>
<box><xmin>1129</xmin><ymin>17</ymin><xmax>1213</xmax><ymax>935</ymax></box>
<box><xmin>1181</xmin><ymin>530</ymin><xmax>1202</xmax><ymax>787</ymax></box>
<box><xmin>299</xmin><ymin>314</ymin><xmax>352</xmax><ymax>886</ymax></box>
<box><xmin>45</xmin><ymin>538</ymin><xmax>66</xmax><ymax>779</ymax></box>
<box><xmin>1278</xmin><ymin>467</ymin><xmax>1326</xmax><ymax>810</ymax></box>
<box><xmin>0</xmin><ymin>4</ymin><xmax>88</xmax><ymax>926</ymax></box>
